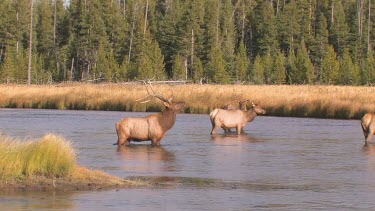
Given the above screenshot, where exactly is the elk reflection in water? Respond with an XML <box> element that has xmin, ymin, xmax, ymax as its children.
<box><xmin>116</xmin><ymin>145</ymin><xmax>176</xmax><ymax>174</ymax></box>
<box><xmin>210</xmin><ymin>132</ymin><xmax>265</xmax><ymax>143</ymax></box>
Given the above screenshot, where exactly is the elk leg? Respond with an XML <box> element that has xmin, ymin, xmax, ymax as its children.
<box><xmin>366</xmin><ymin>131</ymin><xmax>374</xmax><ymax>145</ymax></box>
<box><xmin>236</xmin><ymin>126</ymin><xmax>242</xmax><ymax>135</ymax></box>
<box><xmin>363</xmin><ymin>129</ymin><xmax>368</xmax><ymax>145</ymax></box>
<box><xmin>151</xmin><ymin>139</ymin><xmax>161</xmax><ymax>146</ymax></box>
<box><xmin>211</xmin><ymin>125</ymin><xmax>220</xmax><ymax>135</ymax></box>
<box><xmin>115</xmin><ymin>137</ymin><xmax>125</xmax><ymax>145</ymax></box>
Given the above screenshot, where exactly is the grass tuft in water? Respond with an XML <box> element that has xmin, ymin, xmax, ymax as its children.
<box><xmin>0</xmin><ymin>134</ymin><xmax>76</xmax><ymax>179</ymax></box>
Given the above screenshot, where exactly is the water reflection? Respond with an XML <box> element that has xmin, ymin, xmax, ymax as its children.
<box><xmin>210</xmin><ymin>132</ymin><xmax>264</xmax><ymax>143</ymax></box>
<box><xmin>362</xmin><ymin>144</ymin><xmax>375</xmax><ymax>166</ymax></box>
<box><xmin>116</xmin><ymin>145</ymin><xmax>176</xmax><ymax>174</ymax></box>
<box><xmin>0</xmin><ymin>191</ymin><xmax>75</xmax><ymax>210</ymax></box>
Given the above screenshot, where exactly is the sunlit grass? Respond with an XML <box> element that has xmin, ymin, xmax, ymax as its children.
<box><xmin>0</xmin><ymin>83</ymin><xmax>374</xmax><ymax>119</ymax></box>
<box><xmin>0</xmin><ymin>134</ymin><xmax>76</xmax><ymax>179</ymax></box>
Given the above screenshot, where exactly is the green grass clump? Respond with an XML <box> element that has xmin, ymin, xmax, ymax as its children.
<box><xmin>0</xmin><ymin>134</ymin><xmax>76</xmax><ymax>179</ymax></box>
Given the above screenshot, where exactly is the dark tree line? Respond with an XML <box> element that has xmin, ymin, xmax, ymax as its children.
<box><xmin>0</xmin><ymin>0</ymin><xmax>375</xmax><ymax>85</ymax></box>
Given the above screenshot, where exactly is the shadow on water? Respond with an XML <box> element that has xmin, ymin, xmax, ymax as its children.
<box><xmin>127</xmin><ymin>175</ymin><xmax>328</xmax><ymax>192</ymax></box>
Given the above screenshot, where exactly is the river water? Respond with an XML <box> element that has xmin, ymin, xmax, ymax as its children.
<box><xmin>0</xmin><ymin>109</ymin><xmax>374</xmax><ymax>210</ymax></box>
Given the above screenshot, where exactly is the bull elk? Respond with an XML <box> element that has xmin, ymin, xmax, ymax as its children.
<box><xmin>361</xmin><ymin>113</ymin><xmax>375</xmax><ymax>145</ymax></box>
<box><xmin>115</xmin><ymin>82</ymin><xmax>185</xmax><ymax>146</ymax></box>
<box><xmin>210</xmin><ymin>102</ymin><xmax>266</xmax><ymax>135</ymax></box>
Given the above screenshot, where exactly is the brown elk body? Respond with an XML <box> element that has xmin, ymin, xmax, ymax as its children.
<box><xmin>210</xmin><ymin>102</ymin><xmax>266</xmax><ymax>135</ymax></box>
<box><xmin>361</xmin><ymin>113</ymin><xmax>375</xmax><ymax>145</ymax></box>
<box><xmin>115</xmin><ymin>83</ymin><xmax>185</xmax><ymax>146</ymax></box>
<box><xmin>218</xmin><ymin>99</ymin><xmax>249</xmax><ymax>133</ymax></box>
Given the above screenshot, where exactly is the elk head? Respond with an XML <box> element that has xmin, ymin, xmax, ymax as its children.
<box><xmin>251</xmin><ymin>102</ymin><xmax>266</xmax><ymax>115</ymax></box>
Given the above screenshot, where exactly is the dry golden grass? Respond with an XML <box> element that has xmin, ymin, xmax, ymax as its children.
<box><xmin>0</xmin><ymin>83</ymin><xmax>374</xmax><ymax>119</ymax></box>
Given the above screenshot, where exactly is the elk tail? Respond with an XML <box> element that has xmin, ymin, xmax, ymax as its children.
<box><xmin>209</xmin><ymin>108</ymin><xmax>219</xmax><ymax>123</ymax></box>
<box><xmin>362</xmin><ymin>114</ymin><xmax>371</xmax><ymax>127</ymax></box>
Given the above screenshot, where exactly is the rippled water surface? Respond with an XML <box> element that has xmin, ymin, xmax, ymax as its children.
<box><xmin>0</xmin><ymin>109</ymin><xmax>374</xmax><ymax>210</ymax></box>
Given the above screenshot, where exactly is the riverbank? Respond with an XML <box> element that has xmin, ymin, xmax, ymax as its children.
<box><xmin>0</xmin><ymin>83</ymin><xmax>373</xmax><ymax>119</ymax></box>
<box><xmin>0</xmin><ymin>134</ymin><xmax>146</xmax><ymax>192</ymax></box>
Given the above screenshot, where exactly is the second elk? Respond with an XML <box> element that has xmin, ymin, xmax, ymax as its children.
<box><xmin>210</xmin><ymin>102</ymin><xmax>266</xmax><ymax>134</ymax></box>
<box><xmin>115</xmin><ymin>82</ymin><xmax>185</xmax><ymax>146</ymax></box>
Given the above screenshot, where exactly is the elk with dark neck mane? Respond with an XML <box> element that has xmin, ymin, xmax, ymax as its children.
<box><xmin>115</xmin><ymin>82</ymin><xmax>185</xmax><ymax>146</ymax></box>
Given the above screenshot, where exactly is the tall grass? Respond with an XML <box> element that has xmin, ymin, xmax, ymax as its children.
<box><xmin>0</xmin><ymin>83</ymin><xmax>374</xmax><ymax>119</ymax></box>
<box><xmin>0</xmin><ymin>134</ymin><xmax>76</xmax><ymax>179</ymax></box>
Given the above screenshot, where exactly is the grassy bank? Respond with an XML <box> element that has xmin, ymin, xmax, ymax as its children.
<box><xmin>0</xmin><ymin>83</ymin><xmax>374</xmax><ymax>119</ymax></box>
<box><xmin>0</xmin><ymin>134</ymin><xmax>145</xmax><ymax>191</ymax></box>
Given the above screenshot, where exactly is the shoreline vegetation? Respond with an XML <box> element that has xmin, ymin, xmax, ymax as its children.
<box><xmin>0</xmin><ymin>134</ymin><xmax>146</xmax><ymax>192</ymax></box>
<box><xmin>0</xmin><ymin>83</ymin><xmax>374</xmax><ymax>119</ymax></box>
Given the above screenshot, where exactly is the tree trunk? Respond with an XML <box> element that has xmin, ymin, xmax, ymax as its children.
<box><xmin>191</xmin><ymin>29</ymin><xmax>194</xmax><ymax>77</ymax></box>
<box><xmin>216</xmin><ymin>1</ymin><xmax>221</xmax><ymax>45</ymax></box>
<box><xmin>123</xmin><ymin>0</ymin><xmax>126</xmax><ymax>19</ymax></box>
<box><xmin>128</xmin><ymin>3</ymin><xmax>137</xmax><ymax>62</ymax></box>
<box><xmin>144</xmin><ymin>0</ymin><xmax>148</xmax><ymax>34</ymax></box>
<box><xmin>331</xmin><ymin>1</ymin><xmax>335</xmax><ymax>24</ymax></box>
<box><xmin>70</xmin><ymin>57</ymin><xmax>74</xmax><ymax>81</ymax></box>
<box><xmin>16</xmin><ymin>11</ymin><xmax>19</xmax><ymax>53</ymax></box>
<box><xmin>241</xmin><ymin>1</ymin><xmax>245</xmax><ymax>40</ymax></box>
<box><xmin>28</xmin><ymin>0</ymin><xmax>34</xmax><ymax>85</ymax></box>
<box><xmin>368</xmin><ymin>0</ymin><xmax>371</xmax><ymax>54</ymax></box>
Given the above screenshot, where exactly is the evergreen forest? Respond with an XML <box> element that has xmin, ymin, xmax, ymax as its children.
<box><xmin>1</xmin><ymin>0</ymin><xmax>375</xmax><ymax>85</ymax></box>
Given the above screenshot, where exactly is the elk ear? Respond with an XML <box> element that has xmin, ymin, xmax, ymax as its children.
<box><xmin>164</xmin><ymin>102</ymin><xmax>171</xmax><ymax>108</ymax></box>
<box><xmin>174</xmin><ymin>102</ymin><xmax>185</xmax><ymax>111</ymax></box>
<box><xmin>251</xmin><ymin>102</ymin><xmax>255</xmax><ymax>107</ymax></box>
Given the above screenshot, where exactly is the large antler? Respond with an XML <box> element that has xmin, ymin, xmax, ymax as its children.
<box><xmin>135</xmin><ymin>80</ymin><xmax>174</xmax><ymax>104</ymax></box>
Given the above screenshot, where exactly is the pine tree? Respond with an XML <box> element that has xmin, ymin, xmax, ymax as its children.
<box><xmin>234</xmin><ymin>41</ymin><xmax>249</xmax><ymax>83</ymax></box>
<box><xmin>14</xmin><ymin>47</ymin><xmax>28</xmax><ymax>83</ymax></box>
<box><xmin>172</xmin><ymin>54</ymin><xmax>185</xmax><ymax>80</ymax></box>
<box><xmin>117</xmin><ymin>58</ymin><xmax>128</xmax><ymax>82</ymax></box>
<box><xmin>253</xmin><ymin>1</ymin><xmax>278</xmax><ymax>55</ymax></box>
<box><xmin>286</xmin><ymin>48</ymin><xmax>298</xmax><ymax>84</ymax></box>
<box><xmin>155</xmin><ymin>0</ymin><xmax>184</xmax><ymax>77</ymax></box>
<box><xmin>310</xmin><ymin>10</ymin><xmax>329</xmax><ymax>81</ymax></box>
<box><xmin>295</xmin><ymin>40</ymin><xmax>315</xmax><ymax>84</ymax></box>
<box><xmin>272</xmin><ymin>51</ymin><xmax>286</xmax><ymax>84</ymax></box>
<box><xmin>208</xmin><ymin>46</ymin><xmax>229</xmax><ymax>84</ymax></box>
<box><xmin>35</xmin><ymin>0</ymin><xmax>56</xmax><ymax>81</ymax></box>
<box><xmin>103</xmin><ymin>0</ymin><xmax>128</xmax><ymax>65</ymax></box>
<box><xmin>278</xmin><ymin>1</ymin><xmax>299</xmax><ymax>53</ymax></box>
<box><xmin>321</xmin><ymin>45</ymin><xmax>339</xmax><ymax>84</ymax></box>
<box><xmin>328</xmin><ymin>0</ymin><xmax>349</xmax><ymax>56</ymax></box>
<box><xmin>105</xmin><ymin>48</ymin><xmax>119</xmax><ymax>82</ymax></box>
<box><xmin>36</xmin><ymin>0</ymin><xmax>54</xmax><ymax>56</ymax></box>
<box><xmin>0</xmin><ymin>46</ymin><xmax>15</xmax><ymax>83</ymax></box>
<box><xmin>339</xmin><ymin>49</ymin><xmax>360</xmax><ymax>85</ymax></box>
<box><xmin>296</xmin><ymin>0</ymin><xmax>315</xmax><ymax>46</ymax></box>
<box><xmin>262</xmin><ymin>51</ymin><xmax>273</xmax><ymax>84</ymax></box>
<box><xmin>148</xmin><ymin>39</ymin><xmax>167</xmax><ymax>80</ymax></box>
<box><xmin>221</xmin><ymin>0</ymin><xmax>236</xmax><ymax>82</ymax></box>
<box><xmin>192</xmin><ymin>55</ymin><xmax>204</xmax><ymax>83</ymax></box>
<box><xmin>251</xmin><ymin>54</ymin><xmax>264</xmax><ymax>84</ymax></box>
<box><xmin>363</xmin><ymin>50</ymin><xmax>375</xmax><ymax>85</ymax></box>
